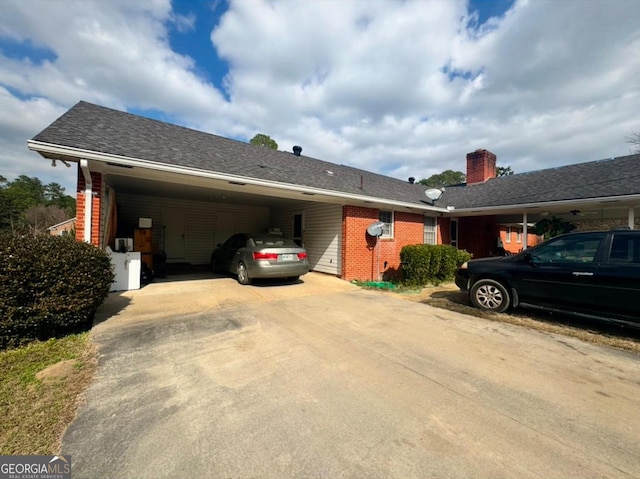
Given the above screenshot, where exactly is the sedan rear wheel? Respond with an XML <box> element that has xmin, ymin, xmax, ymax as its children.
<box><xmin>237</xmin><ymin>261</ymin><xmax>252</xmax><ymax>285</ymax></box>
<box><xmin>470</xmin><ymin>279</ymin><xmax>511</xmax><ymax>313</ymax></box>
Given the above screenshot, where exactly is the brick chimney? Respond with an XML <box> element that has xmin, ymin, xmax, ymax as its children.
<box><xmin>466</xmin><ymin>149</ymin><xmax>496</xmax><ymax>184</ymax></box>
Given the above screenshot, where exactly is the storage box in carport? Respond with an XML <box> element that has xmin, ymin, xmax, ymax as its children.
<box><xmin>134</xmin><ymin>228</ymin><xmax>153</xmax><ymax>269</ymax></box>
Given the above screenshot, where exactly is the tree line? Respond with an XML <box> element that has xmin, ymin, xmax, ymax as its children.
<box><xmin>248</xmin><ymin>132</ymin><xmax>516</xmax><ymax>189</ymax></box>
<box><xmin>0</xmin><ymin>175</ymin><xmax>76</xmax><ymax>236</ymax></box>
<box><xmin>418</xmin><ymin>165</ymin><xmax>513</xmax><ymax>188</ymax></box>
<box><xmin>418</xmin><ymin>129</ymin><xmax>640</xmax><ymax>188</ymax></box>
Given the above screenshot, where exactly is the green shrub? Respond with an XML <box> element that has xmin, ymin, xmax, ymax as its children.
<box><xmin>400</xmin><ymin>244</ymin><xmax>471</xmax><ymax>286</ymax></box>
<box><xmin>0</xmin><ymin>234</ymin><xmax>114</xmax><ymax>349</ymax></box>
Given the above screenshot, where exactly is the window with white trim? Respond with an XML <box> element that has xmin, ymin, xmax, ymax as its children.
<box><xmin>379</xmin><ymin>210</ymin><xmax>394</xmax><ymax>238</ymax></box>
<box><xmin>424</xmin><ymin>216</ymin><xmax>437</xmax><ymax>245</ymax></box>
<box><xmin>505</xmin><ymin>226</ymin><xmax>512</xmax><ymax>243</ymax></box>
<box><xmin>516</xmin><ymin>228</ymin><xmax>523</xmax><ymax>243</ymax></box>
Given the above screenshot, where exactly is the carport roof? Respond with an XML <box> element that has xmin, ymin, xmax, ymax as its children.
<box><xmin>441</xmin><ymin>154</ymin><xmax>640</xmax><ymax>210</ymax></box>
<box><xmin>29</xmin><ymin>101</ymin><xmax>640</xmax><ymax>215</ymax></box>
<box><xmin>29</xmin><ymin>101</ymin><xmax>438</xmax><ymax>210</ymax></box>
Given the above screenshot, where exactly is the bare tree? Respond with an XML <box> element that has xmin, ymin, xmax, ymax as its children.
<box><xmin>23</xmin><ymin>205</ymin><xmax>68</xmax><ymax>237</ymax></box>
<box><xmin>626</xmin><ymin>130</ymin><xmax>640</xmax><ymax>154</ymax></box>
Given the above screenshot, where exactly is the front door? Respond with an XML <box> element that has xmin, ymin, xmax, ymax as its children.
<box><xmin>293</xmin><ymin>213</ymin><xmax>303</xmax><ymax>247</ymax></box>
<box><xmin>163</xmin><ymin>208</ymin><xmax>185</xmax><ymax>260</ymax></box>
<box><xmin>450</xmin><ymin>219</ymin><xmax>458</xmax><ymax>247</ymax></box>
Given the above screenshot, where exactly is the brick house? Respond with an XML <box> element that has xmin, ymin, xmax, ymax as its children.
<box><xmin>28</xmin><ymin>102</ymin><xmax>640</xmax><ymax>286</ymax></box>
<box><xmin>47</xmin><ymin>217</ymin><xmax>77</xmax><ymax>236</ymax></box>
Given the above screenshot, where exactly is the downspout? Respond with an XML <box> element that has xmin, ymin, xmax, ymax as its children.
<box><xmin>80</xmin><ymin>159</ymin><xmax>92</xmax><ymax>243</ymax></box>
<box><xmin>522</xmin><ymin>212</ymin><xmax>528</xmax><ymax>250</ymax></box>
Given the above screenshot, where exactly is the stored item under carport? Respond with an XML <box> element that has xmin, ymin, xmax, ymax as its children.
<box><xmin>134</xmin><ymin>227</ymin><xmax>153</xmax><ymax>270</ymax></box>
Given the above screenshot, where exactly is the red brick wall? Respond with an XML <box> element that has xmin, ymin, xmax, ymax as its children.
<box><xmin>499</xmin><ymin>226</ymin><xmax>541</xmax><ymax>255</ymax></box>
<box><xmin>457</xmin><ymin>216</ymin><xmax>498</xmax><ymax>259</ymax></box>
<box><xmin>341</xmin><ymin>206</ymin><xmax>424</xmax><ymax>281</ymax></box>
<box><xmin>75</xmin><ymin>165</ymin><xmax>102</xmax><ymax>247</ymax></box>
<box><xmin>466</xmin><ymin>149</ymin><xmax>496</xmax><ymax>184</ymax></box>
<box><xmin>49</xmin><ymin>219</ymin><xmax>76</xmax><ymax>236</ymax></box>
<box><xmin>455</xmin><ymin>217</ymin><xmax>541</xmax><ymax>258</ymax></box>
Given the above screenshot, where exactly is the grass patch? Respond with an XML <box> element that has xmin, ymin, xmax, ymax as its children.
<box><xmin>351</xmin><ymin>280</ymin><xmax>398</xmax><ymax>290</ymax></box>
<box><xmin>385</xmin><ymin>283</ymin><xmax>640</xmax><ymax>355</ymax></box>
<box><xmin>0</xmin><ymin>333</ymin><xmax>97</xmax><ymax>455</ymax></box>
<box><xmin>351</xmin><ymin>280</ymin><xmax>422</xmax><ymax>294</ymax></box>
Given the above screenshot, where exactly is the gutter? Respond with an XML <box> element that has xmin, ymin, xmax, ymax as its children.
<box><xmin>80</xmin><ymin>159</ymin><xmax>92</xmax><ymax>243</ymax></box>
<box><xmin>27</xmin><ymin>140</ymin><xmax>448</xmax><ymax>214</ymax></box>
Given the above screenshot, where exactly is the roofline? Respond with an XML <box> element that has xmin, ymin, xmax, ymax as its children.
<box><xmin>28</xmin><ymin>140</ymin><xmax>447</xmax><ymax>214</ymax></box>
<box><xmin>450</xmin><ymin>194</ymin><xmax>640</xmax><ymax>215</ymax></box>
<box><xmin>47</xmin><ymin>217</ymin><xmax>77</xmax><ymax>230</ymax></box>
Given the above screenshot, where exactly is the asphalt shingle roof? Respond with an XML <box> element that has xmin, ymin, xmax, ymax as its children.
<box><xmin>441</xmin><ymin>154</ymin><xmax>640</xmax><ymax>209</ymax></box>
<box><xmin>31</xmin><ymin>101</ymin><xmax>640</xmax><ymax>211</ymax></box>
<box><xmin>31</xmin><ymin>101</ymin><xmax>431</xmax><ymax>207</ymax></box>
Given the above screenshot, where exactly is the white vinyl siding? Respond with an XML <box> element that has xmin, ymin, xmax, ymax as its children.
<box><xmin>270</xmin><ymin>202</ymin><xmax>342</xmax><ymax>275</ymax></box>
<box><xmin>115</xmin><ymin>192</ymin><xmax>269</xmax><ymax>264</ymax></box>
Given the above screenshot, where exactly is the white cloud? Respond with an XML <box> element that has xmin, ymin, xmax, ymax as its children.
<box><xmin>0</xmin><ymin>0</ymin><xmax>228</xmax><ymax>118</ymax></box>
<box><xmin>1</xmin><ymin>0</ymin><xmax>639</xmax><ymax>195</ymax></box>
<box><xmin>0</xmin><ymin>0</ymin><xmax>232</xmax><ymax>191</ymax></box>
<box><xmin>212</xmin><ymin>0</ymin><xmax>468</xmax><ymax>125</ymax></box>
<box><xmin>210</xmin><ymin>0</ymin><xmax>640</xmax><ymax>180</ymax></box>
<box><xmin>0</xmin><ymin>88</ymin><xmax>73</xmax><ymax>189</ymax></box>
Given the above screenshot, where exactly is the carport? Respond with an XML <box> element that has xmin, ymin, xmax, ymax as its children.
<box><xmin>93</xmin><ymin>162</ymin><xmax>346</xmax><ymax>276</ymax></box>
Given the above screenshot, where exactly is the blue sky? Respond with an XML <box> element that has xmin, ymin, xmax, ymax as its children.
<box><xmin>1</xmin><ymin>0</ymin><xmax>639</xmax><ymax>195</ymax></box>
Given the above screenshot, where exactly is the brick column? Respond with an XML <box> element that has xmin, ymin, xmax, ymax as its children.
<box><xmin>75</xmin><ymin>164</ymin><xmax>102</xmax><ymax>246</ymax></box>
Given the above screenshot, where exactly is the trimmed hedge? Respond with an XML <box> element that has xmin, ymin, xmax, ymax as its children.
<box><xmin>400</xmin><ymin>244</ymin><xmax>471</xmax><ymax>286</ymax></box>
<box><xmin>0</xmin><ymin>234</ymin><xmax>114</xmax><ymax>349</ymax></box>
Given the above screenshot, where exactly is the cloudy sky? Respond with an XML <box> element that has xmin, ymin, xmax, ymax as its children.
<box><xmin>1</xmin><ymin>0</ymin><xmax>639</xmax><ymax>195</ymax></box>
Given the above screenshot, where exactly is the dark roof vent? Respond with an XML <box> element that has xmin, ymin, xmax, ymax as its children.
<box><xmin>293</xmin><ymin>145</ymin><xmax>302</xmax><ymax>156</ymax></box>
<box><xmin>408</xmin><ymin>177</ymin><xmax>415</xmax><ymax>184</ymax></box>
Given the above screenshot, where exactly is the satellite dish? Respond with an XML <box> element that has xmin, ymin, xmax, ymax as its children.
<box><xmin>366</xmin><ymin>221</ymin><xmax>385</xmax><ymax>237</ymax></box>
<box><xmin>425</xmin><ymin>188</ymin><xmax>443</xmax><ymax>201</ymax></box>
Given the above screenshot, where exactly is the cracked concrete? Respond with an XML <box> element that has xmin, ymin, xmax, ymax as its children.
<box><xmin>63</xmin><ymin>272</ymin><xmax>640</xmax><ymax>479</ymax></box>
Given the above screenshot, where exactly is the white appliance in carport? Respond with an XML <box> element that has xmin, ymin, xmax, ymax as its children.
<box><xmin>107</xmin><ymin>247</ymin><xmax>141</xmax><ymax>291</ymax></box>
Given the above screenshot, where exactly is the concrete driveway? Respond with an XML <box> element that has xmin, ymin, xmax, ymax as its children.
<box><xmin>63</xmin><ymin>273</ymin><xmax>640</xmax><ymax>479</ymax></box>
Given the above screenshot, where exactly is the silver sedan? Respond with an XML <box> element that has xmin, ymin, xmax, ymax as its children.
<box><xmin>211</xmin><ymin>233</ymin><xmax>309</xmax><ymax>285</ymax></box>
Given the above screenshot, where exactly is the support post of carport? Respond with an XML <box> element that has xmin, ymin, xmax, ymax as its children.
<box><xmin>80</xmin><ymin>159</ymin><xmax>92</xmax><ymax>243</ymax></box>
<box><xmin>629</xmin><ymin>207</ymin><xmax>636</xmax><ymax>229</ymax></box>
<box><xmin>522</xmin><ymin>212</ymin><xmax>528</xmax><ymax>250</ymax></box>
